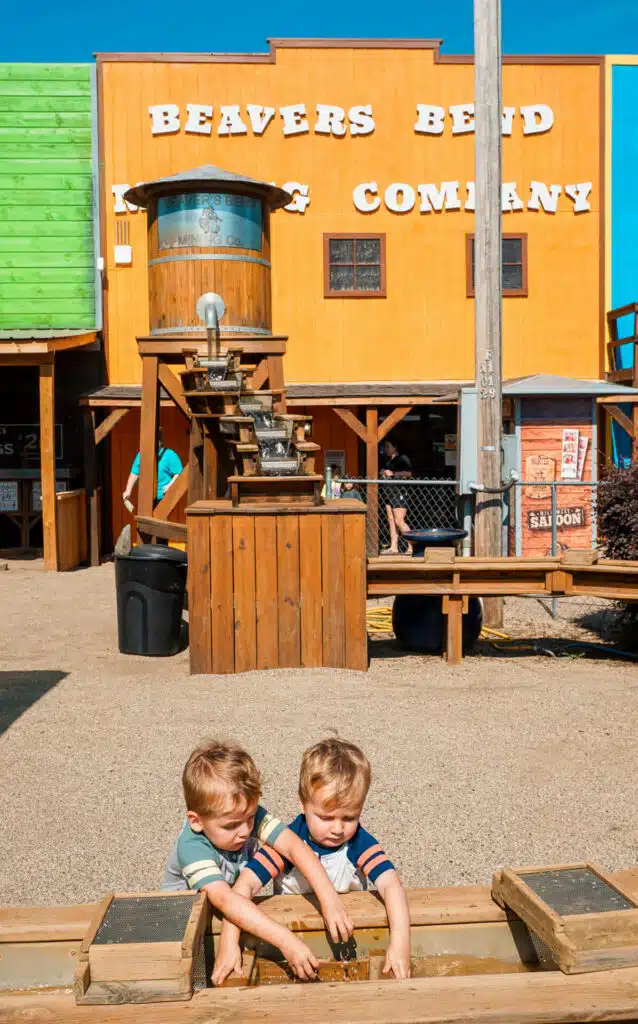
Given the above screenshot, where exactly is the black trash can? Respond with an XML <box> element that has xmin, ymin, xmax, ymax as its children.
<box><xmin>115</xmin><ymin>544</ymin><xmax>187</xmax><ymax>656</ymax></box>
<box><xmin>391</xmin><ymin>528</ymin><xmax>483</xmax><ymax>654</ymax></box>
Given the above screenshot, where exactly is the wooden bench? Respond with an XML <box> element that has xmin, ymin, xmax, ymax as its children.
<box><xmin>367</xmin><ymin>552</ymin><xmax>638</xmax><ymax>665</ymax></box>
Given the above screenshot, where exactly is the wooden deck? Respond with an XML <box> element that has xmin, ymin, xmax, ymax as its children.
<box><xmin>367</xmin><ymin>552</ymin><xmax>638</xmax><ymax>664</ymax></box>
<box><xmin>3</xmin><ymin>870</ymin><xmax>638</xmax><ymax>1023</ymax></box>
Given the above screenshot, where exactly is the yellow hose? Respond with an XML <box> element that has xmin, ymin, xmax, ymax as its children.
<box><xmin>366</xmin><ymin>606</ymin><xmax>511</xmax><ymax>640</ymax></box>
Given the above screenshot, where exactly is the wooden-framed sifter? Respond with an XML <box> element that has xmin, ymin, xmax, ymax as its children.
<box><xmin>492</xmin><ymin>863</ymin><xmax>638</xmax><ymax>974</ymax></box>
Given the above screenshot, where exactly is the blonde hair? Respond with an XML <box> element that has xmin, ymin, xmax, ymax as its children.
<box><xmin>299</xmin><ymin>738</ymin><xmax>371</xmax><ymax>809</ymax></box>
<box><xmin>182</xmin><ymin>739</ymin><xmax>261</xmax><ymax>817</ymax></box>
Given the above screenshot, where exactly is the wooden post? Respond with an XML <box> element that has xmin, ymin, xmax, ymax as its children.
<box><xmin>39</xmin><ymin>359</ymin><xmax>58</xmax><ymax>571</ymax></box>
<box><xmin>188</xmin><ymin>418</ymin><xmax>205</xmax><ymax>505</ymax></box>
<box><xmin>366</xmin><ymin>407</ymin><xmax>379</xmax><ymax>556</ymax></box>
<box><xmin>474</xmin><ymin>0</ymin><xmax>503</xmax><ymax>625</ymax></box>
<box><xmin>83</xmin><ymin>407</ymin><xmax>100</xmax><ymax>567</ymax></box>
<box><xmin>267</xmin><ymin>355</ymin><xmax>286</xmax><ymax>413</ymax></box>
<box><xmin>138</xmin><ymin>355</ymin><xmax>159</xmax><ymax>521</ymax></box>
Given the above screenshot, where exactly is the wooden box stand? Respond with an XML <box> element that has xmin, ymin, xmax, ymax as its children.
<box><xmin>187</xmin><ymin>498</ymin><xmax>368</xmax><ymax>674</ymax></box>
<box><xmin>492</xmin><ymin>864</ymin><xmax>638</xmax><ymax>974</ymax></box>
<box><xmin>74</xmin><ymin>891</ymin><xmax>209</xmax><ymax>1004</ymax></box>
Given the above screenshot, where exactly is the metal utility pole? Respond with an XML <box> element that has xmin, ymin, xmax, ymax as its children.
<box><xmin>474</xmin><ymin>0</ymin><xmax>504</xmax><ymax>625</ymax></box>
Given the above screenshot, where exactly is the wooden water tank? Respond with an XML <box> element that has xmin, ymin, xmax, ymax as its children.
<box><xmin>124</xmin><ymin>167</ymin><xmax>291</xmax><ymax>338</ymax></box>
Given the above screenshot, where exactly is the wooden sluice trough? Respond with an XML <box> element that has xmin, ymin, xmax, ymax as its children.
<box><xmin>4</xmin><ymin>868</ymin><xmax>638</xmax><ymax>1023</ymax></box>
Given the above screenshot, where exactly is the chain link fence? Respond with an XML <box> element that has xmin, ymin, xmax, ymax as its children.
<box><xmin>326</xmin><ymin>475</ymin><xmax>459</xmax><ymax>556</ymax></box>
<box><xmin>326</xmin><ymin>475</ymin><xmax>600</xmax><ymax>567</ymax></box>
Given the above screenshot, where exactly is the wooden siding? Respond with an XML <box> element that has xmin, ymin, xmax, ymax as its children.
<box><xmin>99</xmin><ymin>48</ymin><xmax>602</xmax><ymax>386</ymax></box>
<box><xmin>0</xmin><ymin>64</ymin><xmax>97</xmax><ymax>330</ymax></box>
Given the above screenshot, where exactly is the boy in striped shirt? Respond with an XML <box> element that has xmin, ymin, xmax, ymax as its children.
<box><xmin>216</xmin><ymin>738</ymin><xmax>411</xmax><ymax>981</ymax></box>
<box><xmin>162</xmin><ymin>739</ymin><xmax>353</xmax><ymax>984</ymax></box>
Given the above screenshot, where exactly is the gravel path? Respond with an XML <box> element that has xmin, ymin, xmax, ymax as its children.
<box><xmin>1</xmin><ymin>564</ymin><xmax>637</xmax><ymax>907</ymax></box>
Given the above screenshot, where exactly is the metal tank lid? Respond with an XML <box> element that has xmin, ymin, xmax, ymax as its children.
<box><xmin>123</xmin><ymin>165</ymin><xmax>292</xmax><ymax>210</ymax></box>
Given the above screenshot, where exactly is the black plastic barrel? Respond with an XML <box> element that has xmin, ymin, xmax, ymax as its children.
<box><xmin>115</xmin><ymin>545</ymin><xmax>187</xmax><ymax>656</ymax></box>
<box><xmin>392</xmin><ymin>528</ymin><xmax>483</xmax><ymax>654</ymax></box>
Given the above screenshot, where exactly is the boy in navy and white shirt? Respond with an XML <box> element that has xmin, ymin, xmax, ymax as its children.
<box><xmin>223</xmin><ymin>738</ymin><xmax>411</xmax><ymax>980</ymax></box>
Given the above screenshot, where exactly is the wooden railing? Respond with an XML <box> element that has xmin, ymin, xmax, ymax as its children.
<box><xmin>607</xmin><ymin>302</ymin><xmax>638</xmax><ymax>385</ymax></box>
<box><xmin>56</xmin><ymin>488</ymin><xmax>87</xmax><ymax>571</ymax></box>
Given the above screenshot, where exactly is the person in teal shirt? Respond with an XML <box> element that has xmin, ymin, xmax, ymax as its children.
<box><xmin>122</xmin><ymin>428</ymin><xmax>183</xmax><ymax>508</ymax></box>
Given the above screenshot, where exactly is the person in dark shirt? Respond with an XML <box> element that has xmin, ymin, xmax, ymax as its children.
<box><xmin>381</xmin><ymin>439</ymin><xmax>413</xmax><ymax>555</ymax></box>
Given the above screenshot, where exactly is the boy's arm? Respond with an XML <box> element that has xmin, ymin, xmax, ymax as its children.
<box><xmin>271</xmin><ymin>830</ymin><xmax>354</xmax><ymax>943</ymax></box>
<box><xmin>212</xmin><ymin>871</ymin><xmax>262</xmax><ymax>986</ymax></box>
<box><xmin>375</xmin><ymin>870</ymin><xmax>411</xmax><ymax>980</ymax></box>
<box><xmin>204</xmin><ymin>878</ymin><xmax>319</xmax><ymax>983</ymax></box>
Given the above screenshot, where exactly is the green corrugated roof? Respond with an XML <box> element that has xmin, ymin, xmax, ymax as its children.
<box><xmin>0</xmin><ymin>63</ymin><xmax>97</xmax><ymax>331</ymax></box>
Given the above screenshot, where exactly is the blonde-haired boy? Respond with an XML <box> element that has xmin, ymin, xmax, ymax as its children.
<box><xmin>233</xmin><ymin>738</ymin><xmax>411</xmax><ymax>979</ymax></box>
<box><xmin>162</xmin><ymin>739</ymin><xmax>353</xmax><ymax>984</ymax></box>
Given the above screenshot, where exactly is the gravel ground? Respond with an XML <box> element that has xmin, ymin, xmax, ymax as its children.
<box><xmin>1</xmin><ymin>563</ymin><xmax>637</xmax><ymax>907</ymax></box>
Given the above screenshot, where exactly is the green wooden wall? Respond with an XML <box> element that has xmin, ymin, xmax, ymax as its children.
<box><xmin>0</xmin><ymin>63</ymin><xmax>97</xmax><ymax>330</ymax></box>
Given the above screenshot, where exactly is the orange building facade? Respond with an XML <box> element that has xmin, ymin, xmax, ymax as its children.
<box><xmin>95</xmin><ymin>41</ymin><xmax>604</xmax><ymax>540</ymax></box>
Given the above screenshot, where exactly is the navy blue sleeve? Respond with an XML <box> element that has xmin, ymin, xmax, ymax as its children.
<box><xmin>347</xmin><ymin>825</ymin><xmax>395</xmax><ymax>884</ymax></box>
<box><xmin>242</xmin><ymin>815</ymin><xmax>303</xmax><ymax>888</ymax></box>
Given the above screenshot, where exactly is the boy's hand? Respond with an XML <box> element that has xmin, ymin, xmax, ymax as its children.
<box><xmin>382</xmin><ymin>941</ymin><xmax>411</xmax><ymax>980</ymax></box>
<box><xmin>320</xmin><ymin>891</ymin><xmax>354</xmax><ymax>944</ymax></box>
<box><xmin>281</xmin><ymin>933</ymin><xmax>320</xmax><ymax>981</ymax></box>
<box><xmin>211</xmin><ymin>934</ymin><xmax>244</xmax><ymax>987</ymax></box>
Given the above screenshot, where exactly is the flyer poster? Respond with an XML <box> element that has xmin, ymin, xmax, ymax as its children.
<box><xmin>561</xmin><ymin>429</ymin><xmax>579</xmax><ymax>480</ymax></box>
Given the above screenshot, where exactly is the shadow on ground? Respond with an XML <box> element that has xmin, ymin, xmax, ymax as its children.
<box><xmin>368</xmin><ymin>636</ymin><xmax>638</xmax><ymax>663</ymax></box>
<box><xmin>0</xmin><ymin>671</ymin><xmax>67</xmax><ymax>735</ymax></box>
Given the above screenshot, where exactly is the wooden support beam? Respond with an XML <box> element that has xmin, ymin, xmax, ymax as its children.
<box><xmin>597</xmin><ymin>394</ymin><xmax>638</xmax><ymax>404</ymax></box>
<box><xmin>138</xmin><ymin>355</ymin><xmax>159</xmax><ymax>522</ymax></box>
<box><xmin>157</xmin><ymin>363</ymin><xmax>191</xmax><ymax>420</ymax></box>
<box><xmin>443</xmin><ymin>594</ymin><xmax>468</xmax><ymax>665</ymax></box>
<box><xmin>83</xmin><ymin>408</ymin><xmax>100</xmax><ymax>568</ymax></box>
<box><xmin>248</xmin><ymin>359</ymin><xmax>269</xmax><ymax>391</ymax></box>
<box><xmin>267</xmin><ymin>355</ymin><xmax>286</xmax><ymax>412</ymax></box>
<box><xmin>0</xmin><ymin>352</ymin><xmax>53</xmax><ymax>367</ymax></box>
<box><xmin>333</xmin><ymin>407</ymin><xmax>368</xmax><ymax>443</ymax></box>
<box><xmin>152</xmin><ymin>462</ymin><xmax>190</xmax><ymax>520</ymax></box>
<box><xmin>378</xmin><ymin>406</ymin><xmax>411</xmax><ymax>441</ymax></box>
<box><xmin>607</xmin><ymin>368</ymin><xmax>634</xmax><ymax>383</ymax></box>
<box><xmin>188</xmin><ymin>418</ymin><xmax>205</xmax><ymax>505</ymax></box>
<box><xmin>605</xmin><ymin>404</ymin><xmax>635</xmax><ymax>439</ymax></box>
<box><xmin>366</xmin><ymin>407</ymin><xmax>379</xmax><ymax>556</ymax></box>
<box><xmin>136</xmin><ymin>516</ymin><xmax>187</xmax><ymax>544</ymax></box>
<box><xmin>39</xmin><ymin>361</ymin><xmax>58</xmax><ymax>571</ymax></box>
<box><xmin>94</xmin><ymin>407</ymin><xmax>129</xmax><ymax>446</ymax></box>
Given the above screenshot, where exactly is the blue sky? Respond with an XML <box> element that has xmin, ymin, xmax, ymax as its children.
<box><xmin>2</xmin><ymin>0</ymin><xmax>638</xmax><ymax>62</ymax></box>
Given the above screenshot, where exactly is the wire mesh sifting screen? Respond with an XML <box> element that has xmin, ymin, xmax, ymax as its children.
<box><xmin>519</xmin><ymin>869</ymin><xmax>635</xmax><ymax>916</ymax></box>
<box><xmin>93</xmin><ymin>894</ymin><xmax>209</xmax><ymax>990</ymax></box>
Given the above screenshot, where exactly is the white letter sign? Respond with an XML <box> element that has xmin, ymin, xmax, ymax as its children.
<box><xmin>148</xmin><ymin>104</ymin><xmax>180</xmax><ymax>135</ymax></box>
<box><xmin>565</xmin><ymin>182</ymin><xmax>592</xmax><ymax>212</ymax></box>
<box><xmin>348</xmin><ymin>104</ymin><xmax>375</xmax><ymax>135</ymax></box>
<box><xmin>315</xmin><ymin>104</ymin><xmax>347</xmax><ymax>136</ymax></box>
<box><xmin>353</xmin><ymin>182</ymin><xmax>380</xmax><ymax>212</ymax></box>
<box><xmin>280</xmin><ymin>104</ymin><xmax>309</xmax><ymax>136</ymax></box>
<box><xmin>184</xmin><ymin>103</ymin><xmax>213</xmax><ymax>135</ymax></box>
<box><xmin>521</xmin><ymin>104</ymin><xmax>554</xmax><ymax>135</ymax></box>
<box><xmin>414</xmin><ymin>104</ymin><xmax>445</xmax><ymax>135</ymax></box>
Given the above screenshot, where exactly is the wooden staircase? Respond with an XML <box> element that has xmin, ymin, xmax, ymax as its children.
<box><xmin>178</xmin><ymin>349</ymin><xmax>323</xmax><ymax>506</ymax></box>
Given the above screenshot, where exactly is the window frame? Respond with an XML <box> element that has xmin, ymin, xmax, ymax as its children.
<box><xmin>323</xmin><ymin>233</ymin><xmax>387</xmax><ymax>298</ymax></box>
<box><xmin>465</xmin><ymin>233</ymin><xmax>528</xmax><ymax>298</ymax></box>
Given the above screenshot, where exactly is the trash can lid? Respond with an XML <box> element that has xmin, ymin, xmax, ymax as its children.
<box><xmin>123</xmin><ymin>544</ymin><xmax>187</xmax><ymax>564</ymax></box>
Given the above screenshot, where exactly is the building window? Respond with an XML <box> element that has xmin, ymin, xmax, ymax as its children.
<box><xmin>324</xmin><ymin>234</ymin><xmax>386</xmax><ymax>297</ymax></box>
<box><xmin>466</xmin><ymin>234</ymin><xmax>528</xmax><ymax>297</ymax></box>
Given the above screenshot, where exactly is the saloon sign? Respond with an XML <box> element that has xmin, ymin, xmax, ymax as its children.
<box><xmin>527</xmin><ymin>506</ymin><xmax>586</xmax><ymax>531</ymax></box>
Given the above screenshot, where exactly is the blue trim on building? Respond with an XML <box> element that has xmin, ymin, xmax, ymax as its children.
<box><xmin>610</xmin><ymin>65</ymin><xmax>638</xmax><ymax>465</ymax></box>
